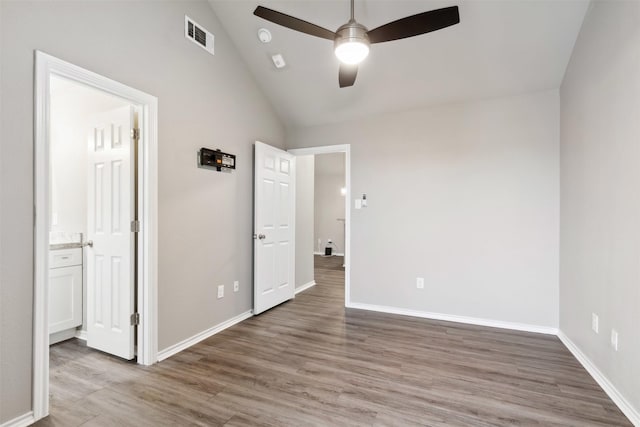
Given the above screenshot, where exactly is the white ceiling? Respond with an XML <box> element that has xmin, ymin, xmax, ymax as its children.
<box><xmin>209</xmin><ymin>0</ymin><xmax>589</xmax><ymax>129</ymax></box>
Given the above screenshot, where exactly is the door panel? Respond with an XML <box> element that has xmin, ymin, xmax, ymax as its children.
<box><xmin>86</xmin><ymin>105</ymin><xmax>135</xmax><ymax>360</ymax></box>
<box><xmin>254</xmin><ymin>142</ymin><xmax>296</xmax><ymax>315</ymax></box>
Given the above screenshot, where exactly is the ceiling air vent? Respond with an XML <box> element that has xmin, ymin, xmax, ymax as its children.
<box><xmin>185</xmin><ymin>15</ymin><xmax>214</xmax><ymax>56</ymax></box>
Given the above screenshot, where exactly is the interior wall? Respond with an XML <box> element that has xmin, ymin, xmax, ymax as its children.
<box><xmin>0</xmin><ymin>1</ymin><xmax>284</xmax><ymax>423</ymax></box>
<box><xmin>559</xmin><ymin>0</ymin><xmax>640</xmax><ymax>415</ymax></box>
<box><xmin>314</xmin><ymin>153</ymin><xmax>346</xmax><ymax>255</ymax></box>
<box><xmin>294</xmin><ymin>155</ymin><xmax>314</xmax><ymax>288</ymax></box>
<box><xmin>50</xmin><ymin>81</ymin><xmax>87</xmax><ymax>236</ymax></box>
<box><xmin>287</xmin><ymin>90</ymin><xmax>560</xmax><ymax>329</ymax></box>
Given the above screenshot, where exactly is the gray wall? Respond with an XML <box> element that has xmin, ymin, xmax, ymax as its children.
<box><xmin>295</xmin><ymin>155</ymin><xmax>314</xmax><ymax>288</ymax></box>
<box><xmin>560</xmin><ymin>0</ymin><xmax>640</xmax><ymax>414</ymax></box>
<box><xmin>314</xmin><ymin>153</ymin><xmax>346</xmax><ymax>255</ymax></box>
<box><xmin>0</xmin><ymin>1</ymin><xmax>283</xmax><ymax>422</ymax></box>
<box><xmin>287</xmin><ymin>90</ymin><xmax>560</xmax><ymax>328</ymax></box>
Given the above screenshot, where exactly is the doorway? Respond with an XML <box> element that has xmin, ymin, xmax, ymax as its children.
<box><xmin>49</xmin><ymin>76</ymin><xmax>137</xmax><ymax>355</ymax></box>
<box><xmin>313</xmin><ymin>152</ymin><xmax>347</xmax><ymax>265</ymax></box>
<box><xmin>289</xmin><ymin>145</ymin><xmax>351</xmax><ymax>306</ymax></box>
<box><xmin>33</xmin><ymin>51</ymin><xmax>158</xmax><ymax>421</ymax></box>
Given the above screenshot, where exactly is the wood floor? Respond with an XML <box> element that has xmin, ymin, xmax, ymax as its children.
<box><xmin>38</xmin><ymin>255</ymin><xmax>631</xmax><ymax>426</ymax></box>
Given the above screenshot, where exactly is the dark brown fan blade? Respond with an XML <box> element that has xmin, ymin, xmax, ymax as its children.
<box><xmin>339</xmin><ymin>64</ymin><xmax>358</xmax><ymax>88</ymax></box>
<box><xmin>254</xmin><ymin>6</ymin><xmax>336</xmax><ymax>41</ymax></box>
<box><xmin>367</xmin><ymin>6</ymin><xmax>460</xmax><ymax>44</ymax></box>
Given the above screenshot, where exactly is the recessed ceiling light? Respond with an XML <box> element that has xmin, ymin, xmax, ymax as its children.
<box><xmin>258</xmin><ymin>28</ymin><xmax>272</xmax><ymax>43</ymax></box>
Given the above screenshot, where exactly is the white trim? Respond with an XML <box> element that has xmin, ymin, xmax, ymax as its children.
<box><xmin>289</xmin><ymin>145</ymin><xmax>349</xmax><ymax>155</ymax></box>
<box><xmin>0</xmin><ymin>412</ymin><xmax>35</xmax><ymax>427</ymax></box>
<box><xmin>288</xmin><ymin>145</ymin><xmax>351</xmax><ymax>307</ymax></box>
<box><xmin>33</xmin><ymin>51</ymin><xmax>159</xmax><ymax>422</ymax></box>
<box><xmin>347</xmin><ymin>302</ymin><xmax>559</xmax><ymax>335</ymax></box>
<box><xmin>49</xmin><ymin>329</ymin><xmax>77</xmax><ymax>345</ymax></box>
<box><xmin>295</xmin><ymin>280</ymin><xmax>316</xmax><ymax>294</ymax></box>
<box><xmin>157</xmin><ymin>310</ymin><xmax>253</xmax><ymax>362</ymax></box>
<box><xmin>313</xmin><ymin>251</ymin><xmax>345</xmax><ymax>257</ymax></box>
<box><xmin>33</xmin><ymin>50</ymin><xmax>49</xmax><ymax>420</ymax></box>
<box><xmin>557</xmin><ymin>331</ymin><xmax>640</xmax><ymax>426</ymax></box>
<box><xmin>75</xmin><ymin>329</ymin><xmax>88</xmax><ymax>341</ymax></box>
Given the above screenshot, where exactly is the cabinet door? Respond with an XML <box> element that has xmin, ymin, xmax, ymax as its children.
<box><xmin>49</xmin><ymin>266</ymin><xmax>83</xmax><ymax>334</ymax></box>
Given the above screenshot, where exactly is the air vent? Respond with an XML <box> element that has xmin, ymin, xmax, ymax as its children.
<box><xmin>185</xmin><ymin>15</ymin><xmax>214</xmax><ymax>56</ymax></box>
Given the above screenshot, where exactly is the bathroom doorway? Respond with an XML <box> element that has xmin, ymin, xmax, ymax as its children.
<box><xmin>48</xmin><ymin>75</ymin><xmax>138</xmax><ymax>356</ymax></box>
<box><xmin>33</xmin><ymin>51</ymin><xmax>158</xmax><ymax>421</ymax></box>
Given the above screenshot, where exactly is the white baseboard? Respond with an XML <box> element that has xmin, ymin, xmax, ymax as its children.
<box><xmin>314</xmin><ymin>251</ymin><xmax>345</xmax><ymax>256</ymax></box>
<box><xmin>346</xmin><ymin>302</ymin><xmax>558</xmax><ymax>335</ymax></box>
<box><xmin>75</xmin><ymin>329</ymin><xmax>87</xmax><ymax>341</ymax></box>
<box><xmin>49</xmin><ymin>328</ymin><xmax>77</xmax><ymax>345</ymax></box>
<box><xmin>295</xmin><ymin>280</ymin><xmax>316</xmax><ymax>294</ymax></box>
<box><xmin>0</xmin><ymin>412</ymin><xmax>34</xmax><ymax>427</ymax></box>
<box><xmin>557</xmin><ymin>331</ymin><xmax>640</xmax><ymax>426</ymax></box>
<box><xmin>157</xmin><ymin>310</ymin><xmax>253</xmax><ymax>362</ymax></box>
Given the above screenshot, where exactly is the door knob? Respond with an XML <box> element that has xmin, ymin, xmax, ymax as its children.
<box><xmin>258</xmin><ymin>234</ymin><xmax>266</xmax><ymax>240</ymax></box>
<box><xmin>84</xmin><ymin>240</ymin><xmax>93</xmax><ymax>248</ymax></box>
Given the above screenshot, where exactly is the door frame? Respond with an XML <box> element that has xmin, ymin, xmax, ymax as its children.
<box><xmin>33</xmin><ymin>51</ymin><xmax>159</xmax><ymax>420</ymax></box>
<box><xmin>287</xmin><ymin>145</ymin><xmax>351</xmax><ymax>306</ymax></box>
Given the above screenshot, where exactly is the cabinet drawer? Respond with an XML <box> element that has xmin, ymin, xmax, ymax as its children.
<box><xmin>49</xmin><ymin>248</ymin><xmax>82</xmax><ymax>268</ymax></box>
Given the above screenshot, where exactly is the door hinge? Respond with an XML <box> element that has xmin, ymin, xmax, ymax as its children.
<box><xmin>131</xmin><ymin>128</ymin><xmax>140</xmax><ymax>140</ymax></box>
<box><xmin>131</xmin><ymin>220</ymin><xmax>140</xmax><ymax>233</ymax></box>
<box><xmin>130</xmin><ymin>312</ymin><xmax>140</xmax><ymax>326</ymax></box>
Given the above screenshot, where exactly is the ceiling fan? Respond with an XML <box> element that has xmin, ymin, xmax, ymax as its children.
<box><xmin>254</xmin><ymin>0</ymin><xmax>460</xmax><ymax>88</ymax></box>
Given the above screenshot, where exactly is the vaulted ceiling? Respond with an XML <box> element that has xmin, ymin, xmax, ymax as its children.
<box><xmin>209</xmin><ymin>0</ymin><xmax>589</xmax><ymax>128</ymax></box>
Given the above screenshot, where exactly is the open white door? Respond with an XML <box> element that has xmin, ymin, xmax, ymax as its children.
<box><xmin>86</xmin><ymin>105</ymin><xmax>136</xmax><ymax>360</ymax></box>
<box><xmin>254</xmin><ymin>141</ymin><xmax>296</xmax><ymax>315</ymax></box>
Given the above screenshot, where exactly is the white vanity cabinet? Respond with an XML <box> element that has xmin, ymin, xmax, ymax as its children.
<box><xmin>49</xmin><ymin>247</ymin><xmax>83</xmax><ymax>335</ymax></box>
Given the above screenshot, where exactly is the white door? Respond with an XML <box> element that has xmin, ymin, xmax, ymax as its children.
<box><xmin>86</xmin><ymin>106</ymin><xmax>136</xmax><ymax>360</ymax></box>
<box><xmin>254</xmin><ymin>141</ymin><xmax>296</xmax><ymax>315</ymax></box>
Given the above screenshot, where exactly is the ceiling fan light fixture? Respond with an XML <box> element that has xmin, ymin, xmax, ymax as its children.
<box><xmin>253</xmin><ymin>2</ymin><xmax>461</xmax><ymax>87</ymax></box>
<box><xmin>334</xmin><ymin>22</ymin><xmax>370</xmax><ymax>65</ymax></box>
<box><xmin>335</xmin><ymin>40</ymin><xmax>369</xmax><ymax>64</ymax></box>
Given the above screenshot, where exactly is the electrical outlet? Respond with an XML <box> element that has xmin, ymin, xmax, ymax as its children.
<box><xmin>611</xmin><ymin>329</ymin><xmax>619</xmax><ymax>351</ymax></box>
<box><xmin>591</xmin><ymin>313</ymin><xmax>599</xmax><ymax>333</ymax></box>
<box><xmin>416</xmin><ymin>277</ymin><xmax>424</xmax><ymax>289</ymax></box>
<box><xmin>233</xmin><ymin>281</ymin><xmax>239</xmax><ymax>292</ymax></box>
<box><xmin>217</xmin><ymin>285</ymin><xmax>224</xmax><ymax>299</ymax></box>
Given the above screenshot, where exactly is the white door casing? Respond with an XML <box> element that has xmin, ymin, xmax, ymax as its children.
<box><xmin>86</xmin><ymin>105</ymin><xmax>135</xmax><ymax>360</ymax></box>
<box><xmin>35</xmin><ymin>51</ymin><xmax>158</xmax><ymax>421</ymax></box>
<box><xmin>254</xmin><ymin>141</ymin><xmax>296</xmax><ymax>315</ymax></box>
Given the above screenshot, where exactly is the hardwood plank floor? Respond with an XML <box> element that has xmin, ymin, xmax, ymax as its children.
<box><xmin>37</xmin><ymin>255</ymin><xmax>631</xmax><ymax>426</ymax></box>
